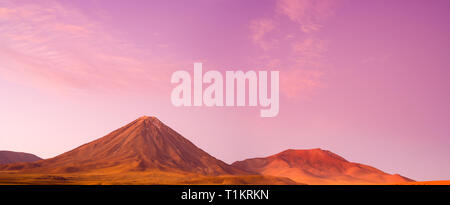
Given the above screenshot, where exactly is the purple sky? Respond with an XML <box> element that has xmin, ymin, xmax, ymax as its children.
<box><xmin>1</xmin><ymin>0</ymin><xmax>450</xmax><ymax>181</ymax></box>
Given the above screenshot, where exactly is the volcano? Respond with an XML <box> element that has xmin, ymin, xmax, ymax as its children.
<box><xmin>0</xmin><ymin>151</ymin><xmax>41</xmax><ymax>165</ymax></box>
<box><xmin>232</xmin><ymin>149</ymin><xmax>414</xmax><ymax>185</ymax></box>
<box><xmin>2</xmin><ymin>116</ymin><xmax>243</xmax><ymax>175</ymax></box>
<box><xmin>0</xmin><ymin>116</ymin><xmax>414</xmax><ymax>185</ymax></box>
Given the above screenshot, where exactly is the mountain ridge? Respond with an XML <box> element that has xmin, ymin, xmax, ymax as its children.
<box><xmin>0</xmin><ymin>151</ymin><xmax>42</xmax><ymax>165</ymax></box>
<box><xmin>231</xmin><ymin>148</ymin><xmax>414</xmax><ymax>184</ymax></box>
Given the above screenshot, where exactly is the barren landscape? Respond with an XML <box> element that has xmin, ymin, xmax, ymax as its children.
<box><xmin>1</xmin><ymin>116</ymin><xmax>435</xmax><ymax>185</ymax></box>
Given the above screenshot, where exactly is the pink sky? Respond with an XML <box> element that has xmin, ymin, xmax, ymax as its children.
<box><xmin>1</xmin><ymin>0</ymin><xmax>450</xmax><ymax>181</ymax></box>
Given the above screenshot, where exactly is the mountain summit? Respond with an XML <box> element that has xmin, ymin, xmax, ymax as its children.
<box><xmin>232</xmin><ymin>148</ymin><xmax>414</xmax><ymax>184</ymax></box>
<box><xmin>3</xmin><ymin>116</ymin><xmax>242</xmax><ymax>175</ymax></box>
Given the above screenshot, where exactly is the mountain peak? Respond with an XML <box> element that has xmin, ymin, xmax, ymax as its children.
<box><xmin>4</xmin><ymin>116</ymin><xmax>243</xmax><ymax>175</ymax></box>
<box><xmin>137</xmin><ymin>115</ymin><xmax>157</xmax><ymax>120</ymax></box>
<box><xmin>134</xmin><ymin>115</ymin><xmax>163</xmax><ymax>129</ymax></box>
<box><xmin>135</xmin><ymin>115</ymin><xmax>161</xmax><ymax>124</ymax></box>
<box><xmin>277</xmin><ymin>148</ymin><xmax>349</xmax><ymax>163</ymax></box>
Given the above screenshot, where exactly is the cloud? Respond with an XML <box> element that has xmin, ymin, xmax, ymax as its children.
<box><xmin>281</xmin><ymin>69</ymin><xmax>323</xmax><ymax>99</ymax></box>
<box><xmin>246</xmin><ymin>0</ymin><xmax>339</xmax><ymax>98</ymax></box>
<box><xmin>292</xmin><ymin>37</ymin><xmax>327</xmax><ymax>68</ymax></box>
<box><xmin>0</xmin><ymin>7</ymin><xmax>15</xmax><ymax>18</ymax></box>
<box><xmin>276</xmin><ymin>0</ymin><xmax>337</xmax><ymax>33</ymax></box>
<box><xmin>0</xmin><ymin>0</ymin><xmax>172</xmax><ymax>93</ymax></box>
<box><xmin>249</xmin><ymin>18</ymin><xmax>277</xmax><ymax>50</ymax></box>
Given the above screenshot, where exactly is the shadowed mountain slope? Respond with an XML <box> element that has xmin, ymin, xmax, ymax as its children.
<box><xmin>0</xmin><ymin>151</ymin><xmax>41</xmax><ymax>165</ymax></box>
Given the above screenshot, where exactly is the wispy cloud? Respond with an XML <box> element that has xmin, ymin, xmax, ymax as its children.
<box><xmin>281</xmin><ymin>69</ymin><xmax>323</xmax><ymax>99</ymax></box>
<box><xmin>249</xmin><ymin>18</ymin><xmax>277</xmax><ymax>50</ymax></box>
<box><xmin>0</xmin><ymin>0</ymin><xmax>172</xmax><ymax>93</ymax></box>
<box><xmin>247</xmin><ymin>0</ymin><xmax>338</xmax><ymax>98</ymax></box>
<box><xmin>292</xmin><ymin>37</ymin><xmax>327</xmax><ymax>68</ymax></box>
<box><xmin>276</xmin><ymin>0</ymin><xmax>337</xmax><ymax>33</ymax></box>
